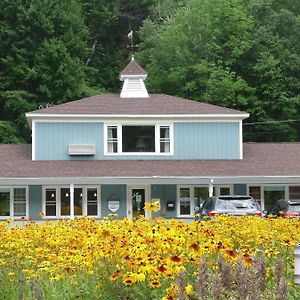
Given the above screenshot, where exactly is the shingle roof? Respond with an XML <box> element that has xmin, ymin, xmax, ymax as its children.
<box><xmin>0</xmin><ymin>143</ymin><xmax>299</xmax><ymax>178</ymax></box>
<box><xmin>119</xmin><ymin>58</ymin><xmax>148</xmax><ymax>76</ymax></box>
<box><xmin>27</xmin><ymin>94</ymin><xmax>246</xmax><ymax>116</ymax></box>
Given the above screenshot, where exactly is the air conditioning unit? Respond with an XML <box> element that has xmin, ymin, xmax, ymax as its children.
<box><xmin>68</xmin><ymin>144</ymin><xmax>96</xmax><ymax>155</ymax></box>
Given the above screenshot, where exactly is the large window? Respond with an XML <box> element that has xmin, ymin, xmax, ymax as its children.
<box><xmin>43</xmin><ymin>186</ymin><xmax>100</xmax><ymax>218</ymax></box>
<box><xmin>123</xmin><ymin>126</ymin><xmax>155</xmax><ymax>152</ymax></box>
<box><xmin>0</xmin><ymin>187</ymin><xmax>27</xmax><ymax>219</ymax></box>
<box><xmin>105</xmin><ymin>124</ymin><xmax>173</xmax><ymax>155</ymax></box>
<box><xmin>178</xmin><ymin>186</ymin><xmax>210</xmax><ymax>216</ymax></box>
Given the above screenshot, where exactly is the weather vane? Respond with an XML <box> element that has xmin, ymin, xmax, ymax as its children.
<box><xmin>127</xmin><ymin>30</ymin><xmax>138</xmax><ymax>60</ymax></box>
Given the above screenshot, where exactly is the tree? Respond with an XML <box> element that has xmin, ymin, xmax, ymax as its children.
<box><xmin>137</xmin><ymin>0</ymin><xmax>300</xmax><ymax>141</ymax></box>
<box><xmin>0</xmin><ymin>0</ymin><xmax>96</xmax><ymax>142</ymax></box>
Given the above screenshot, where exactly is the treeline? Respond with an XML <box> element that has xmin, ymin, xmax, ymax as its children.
<box><xmin>0</xmin><ymin>0</ymin><xmax>299</xmax><ymax>143</ymax></box>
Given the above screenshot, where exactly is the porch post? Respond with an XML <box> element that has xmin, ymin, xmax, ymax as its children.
<box><xmin>70</xmin><ymin>183</ymin><xmax>74</xmax><ymax>220</ymax></box>
<box><xmin>209</xmin><ymin>179</ymin><xmax>214</xmax><ymax>197</ymax></box>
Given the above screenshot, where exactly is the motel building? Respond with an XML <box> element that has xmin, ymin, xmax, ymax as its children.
<box><xmin>0</xmin><ymin>58</ymin><xmax>299</xmax><ymax>221</ymax></box>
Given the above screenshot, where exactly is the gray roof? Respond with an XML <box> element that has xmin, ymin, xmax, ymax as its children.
<box><xmin>0</xmin><ymin>143</ymin><xmax>299</xmax><ymax>178</ymax></box>
<box><xmin>119</xmin><ymin>59</ymin><xmax>148</xmax><ymax>76</ymax></box>
<box><xmin>27</xmin><ymin>94</ymin><xmax>246</xmax><ymax>116</ymax></box>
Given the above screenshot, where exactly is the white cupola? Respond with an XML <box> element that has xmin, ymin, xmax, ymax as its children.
<box><xmin>119</xmin><ymin>56</ymin><xmax>149</xmax><ymax>98</ymax></box>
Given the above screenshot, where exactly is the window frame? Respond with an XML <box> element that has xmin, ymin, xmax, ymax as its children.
<box><xmin>0</xmin><ymin>186</ymin><xmax>28</xmax><ymax>220</ymax></box>
<box><xmin>104</xmin><ymin>122</ymin><xmax>174</xmax><ymax>155</ymax></box>
<box><xmin>177</xmin><ymin>185</ymin><xmax>211</xmax><ymax>217</ymax></box>
<box><xmin>42</xmin><ymin>186</ymin><xmax>101</xmax><ymax>219</ymax></box>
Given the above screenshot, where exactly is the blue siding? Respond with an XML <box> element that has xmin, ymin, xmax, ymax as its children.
<box><xmin>173</xmin><ymin>122</ymin><xmax>240</xmax><ymax>159</ymax></box>
<box><xmin>35</xmin><ymin>122</ymin><xmax>103</xmax><ymax>160</ymax></box>
<box><xmin>101</xmin><ymin>185</ymin><xmax>127</xmax><ymax>218</ymax></box>
<box><xmin>35</xmin><ymin>121</ymin><xmax>240</xmax><ymax>160</ymax></box>
<box><xmin>29</xmin><ymin>185</ymin><xmax>42</xmax><ymax>220</ymax></box>
<box><xmin>151</xmin><ymin>185</ymin><xmax>177</xmax><ymax>219</ymax></box>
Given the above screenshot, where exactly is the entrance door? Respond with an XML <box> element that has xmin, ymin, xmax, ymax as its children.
<box><xmin>132</xmin><ymin>188</ymin><xmax>145</xmax><ymax>219</ymax></box>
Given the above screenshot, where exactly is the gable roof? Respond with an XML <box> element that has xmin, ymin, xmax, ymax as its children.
<box><xmin>0</xmin><ymin>143</ymin><xmax>299</xmax><ymax>179</ymax></box>
<box><xmin>26</xmin><ymin>93</ymin><xmax>247</xmax><ymax>117</ymax></box>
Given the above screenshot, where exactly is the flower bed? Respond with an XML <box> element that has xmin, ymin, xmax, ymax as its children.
<box><xmin>0</xmin><ymin>215</ymin><xmax>300</xmax><ymax>299</ymax></box>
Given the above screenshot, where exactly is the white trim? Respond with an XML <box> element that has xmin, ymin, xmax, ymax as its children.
<box><xmin>127</xmin><ymin>185</ymin><xmax>150</xmax><ymax>220</ymax></box>
<box><xmin>26</xmin><ymin>113</ymin><xmax>249</xmax><ymax>122</ymax></box>
<box><xmin>247</xmin><ymin>183</ymin><xmax>299</xmax><ymax>211</ymax></box>
<box><xmin>176</xmin><ymin>184</ymin><xmax>233</xmax><ymax>217</ymax></box>
<box><xmin>0</xmin><ymin>186</ymin><xmax>28</xmax><ymax>220</ymax></box>
<box><xmin>32</xmin><ymin>120</ymin><xmax>36</xmax><ymax>160</ymax></box>
<box><xmin>104</xmin><ymin>123</ymin><xmax>174</xmax><ymax>156</ymax></box>
<box><xmin>70</xmin><ymin>183</ymin><xmax>74</xmax><ymax>220</ymax></box>
<box><xmin>1</xmin><ymin>176</ymin><xmax>300</xmax><ymax>186</ymax></box>
<box><xmin>239</xmin><ymin>120</ymin><xmax>243</xmax><ymax>159</ymax></box>
<box><xmin>42</xmin><ymin>185</ymin><xmax>101</xmax><ymax>219</ymax></box>
<box><xmin>119</xmin><ymin>74</ymin><xmax>147</xmax><ymax>81</ymax></box>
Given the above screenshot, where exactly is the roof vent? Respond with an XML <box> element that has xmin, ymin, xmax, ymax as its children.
<box><xmin>119</xmin><ymin>57</ymin><xmax>149</xmax><ymax>98</ymax></box>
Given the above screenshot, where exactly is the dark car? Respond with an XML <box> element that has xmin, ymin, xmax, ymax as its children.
<box><xmin>268</xmin><ymin>199</ymin><xmax>300</xmax><ymax>217</ymax></box>
<box><xmin>200</xmin><ymin>195</ymin><xmax>262</xmax><ymax>218</ymax></box>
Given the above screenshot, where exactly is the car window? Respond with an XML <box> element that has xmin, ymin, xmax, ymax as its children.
<box><xmin>288</xmin><ymin>204</ymin><xmax>300</xmax><ymax>212</ymax></box>
<box><xmin>202</xmin><ymin>198</ymin><xmax>214</xmax><ymax>210</ymax></box>
<box><xmin>215</xmin><ymin>199</ymin><xmax>258</xmax><ymax>210</ymax></box>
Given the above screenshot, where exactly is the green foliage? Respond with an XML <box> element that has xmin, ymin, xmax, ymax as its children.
<box><xmin>0</xmin><ymin>0</ymin><xmax>97</xmax><ymax>142</ymax></box>
<box><xmin>138</xmin><ymin>0</ymin><xmax>300</xmax><ymax>141</ymax></box>
<box><xmin>0</xmin><ymin>121</ymin><xmax>26</xmax><ymax>144</ymax></box>
<box><xmin>0</xmin><ymin>0</ymin><xmax>299</xmax><ymax>143</ymax></box>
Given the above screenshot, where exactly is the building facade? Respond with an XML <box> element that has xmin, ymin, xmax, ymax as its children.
<box><xmin>0</xmin><ymin>58</ymin><xmax>299</xmax><ymax>221</ymax></box>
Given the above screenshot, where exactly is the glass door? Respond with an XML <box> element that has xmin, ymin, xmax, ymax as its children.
<box><xmin>264</xmin><ymin>186</ymin><xmax>285</xmax><ymax>213</ymax></box>
<box><xmin>132</xmin><ymin>188</ymin><xmax>145</xmax><ymax>219</ymax></box>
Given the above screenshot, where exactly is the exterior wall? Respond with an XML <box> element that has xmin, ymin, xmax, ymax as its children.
<box><xmin>35</xmin><ymin>122</ymin><xmax>103</xmax><ymax>160</ymax></box>
<box><xmin>173</xmin><ymin>122</ymin><xmax>239</xmax><ymax>159</ymax></box>
<box><xmin>151</xmin><ymin>184</ymin><xmax>177</xmax><ymax>219</ymax></box>
<box><xmin>35</xmin><ymin>121</ymin><xmax>240</xmax><ymax>160</ymax></box>
<box><xmin>29</xmin><ymin>185</ymin><xmax>43</xmax><ymax>220</ymax></box>
<box><xmin>101</xmin><ymin>185</ymin><xmax>127</xmax><ymax>218</ymax></box>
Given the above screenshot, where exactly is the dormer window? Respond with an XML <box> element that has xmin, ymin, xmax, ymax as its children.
<box><xmin>104</xmin><ymin>124</ymin><xmax>173</xmax><ymax>155</ymax></box>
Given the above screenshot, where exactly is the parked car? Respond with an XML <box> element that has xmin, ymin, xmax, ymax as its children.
<box><xmin>200</xmin><ymin>195</ymin><xmax>262</xmax><ymax>218</ymax></box>
<box><xmin>268</xmin><ymin>199</ymin><xmax>300</xmax><ymax>217</ymax></box>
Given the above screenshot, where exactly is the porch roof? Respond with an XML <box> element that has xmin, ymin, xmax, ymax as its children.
<box><xmin>0</xmin><ymin>143</ymin><xmax>299</xmax><ymax>179</ymax></box>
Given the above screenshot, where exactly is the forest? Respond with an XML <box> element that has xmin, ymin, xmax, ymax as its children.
<box><xmin>0</xmin><ymin>0</ymin><xmax>299</xmax><ymax>143</ymax></box>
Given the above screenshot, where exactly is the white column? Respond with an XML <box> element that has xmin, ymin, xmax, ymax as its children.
<box><xmin>209</xmin><ymin>179</ymin><xmax>214</xmax><ymax>197</ymax></box>
<box><xmin>70</xmin><ymin>183</ymin><xmax>74</xmax><ymax>220</ymax></box>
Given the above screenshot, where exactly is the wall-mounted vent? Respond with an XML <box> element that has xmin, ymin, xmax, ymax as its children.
<box><xmin>69</xmin><ymin>144</ymin><xmax>95</xmax><ymax>156</ymax></box>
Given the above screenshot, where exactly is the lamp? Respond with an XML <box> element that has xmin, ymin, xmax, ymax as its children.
<box><xmin>51</xmin><ymin>193</ymin><xmax>55</xmax><ymax>198</ymax></box>
<box><xmin>65</xmin><ymin>192</ymin><xmax>69</xmax><ymax>197</ymax></box>
<box><xmin>136</xmin><ymin>138</ymin><xmax>146</xmax><ymax>152</ymax></box>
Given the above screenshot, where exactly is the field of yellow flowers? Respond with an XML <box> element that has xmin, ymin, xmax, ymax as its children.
<box><xmin>1</xmin><ymin>215</ymin><xmax>300</xmax><ymax>299</ymax></box>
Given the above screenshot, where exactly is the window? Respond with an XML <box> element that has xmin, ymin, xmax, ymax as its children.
<box><xmin>44</xmin><ymin>186</ymin><xmax>100</xmax><ymax>218</ymax></box>
<box><xmin>45</xmin><ymin>189</ymin><xmax>56</xmax><ymax>216</ymax></box>
<box><xmin>0</xmin><ymin>188</ymin><xmax>10</xmax><ymax>217</ymax></box>
<box><xmin>13</xmin><ymin>188</ymin><xmax>26</xmax><ymax>217</ymax></box>
<box><xmin>289</xmin><ymin>186</ymin><xmax>300</xmax><ymax>200</ymax></box>
<box><xmin>179</xmin><ymin>188</ymin><xmax>190</xmax><ymax>215</ymax></box>
<box><xmin>178</xmin><ymin>186</ymin><xmax>210</xmax><ymax>216</ymax></box>
<box><xmin>105</xmin><ymin>124</ymin><xmax>173</xmax><ymax>155</ymax></box>
<box><xmin>122</xmin><ymin>126</ymin><xmax>155</xmax><ymax>152</ymax></box>
<box><xmin>87</xmin><ymin>188</ymin><xmax>98</xmax><ymax>215</ymax></box>
<box><xmin>160</xmin><ymin>126</ymin><xmax>170</xmax><ymax>153</ymax></box>
<box><xmin>0</xmin><ymin>187</ymin><xmax>27</xmax><ymax>218</ymax></box>
<box><xmin>194</xmin><ymin>187</ymin><xmax>209</xmax><ymax>209</ymax></box>
<box><xmin>61</xmin><ymin>188</ymin><xmax>70</xmax><ymax>216</ymax></box>
<box><xmin>107</xmin><ymin>126</ymin><xmax>118</xmax><ymax>153</ymax></box>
